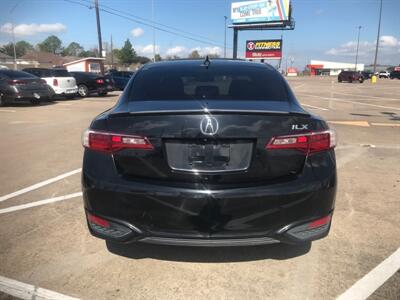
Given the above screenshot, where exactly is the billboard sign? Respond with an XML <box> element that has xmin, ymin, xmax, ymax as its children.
<box><xmin>231</xmin><ymin>0</ymin><xmax>290</xmax><ymax>24</ymax></box>
<box><xmin>245</xmin><ymin>39</ymin><xmax>282</xmax><ymax>59</ymax></box>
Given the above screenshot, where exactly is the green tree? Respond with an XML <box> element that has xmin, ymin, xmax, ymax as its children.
<box><xmin>188</xmin><ymin>50</ymin><xmax>200</xmax><ymax>59</ymax></box>
<box><xmin>154</xmin><ymin>53</ymin><xmax>162</xmax><ymax>61</ymax></box>
<box><xmin>37</xmin><ymin>35</ymin><xmax>63</xmax><ymax>54</ymax></box>
<box><xmin>117</xmin><ymin>39</ymin><xmax>136</xmax><ymax>65</ymax></box>
<box><xmin>63</xmin><ymin>42</ymin><xmax>84</xmax><ymax>56</ymax></box>
<box><xmin>0</xmin><ymin>41</ymin><xmax>33</xmax><ymax>58</ymax></box>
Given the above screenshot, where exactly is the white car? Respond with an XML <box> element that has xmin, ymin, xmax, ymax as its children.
<box><xmin>22</xmin><ymin>68</ymin><xmax>78</xmax><ymax>98</ymax></box>
<box><xmin>378</xmin><ymin>71</ymin><xmax>390</xmax><ymax>78</ymax></box>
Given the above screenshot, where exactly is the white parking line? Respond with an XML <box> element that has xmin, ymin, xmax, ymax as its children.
<box><xmin>0</xmin><ymin>275</ymin><xmax>80</xmax><ymax>300</ymax></box>
<box><xmin>0</xmin><ymin>109</ymin><xmax>16</xmax><ymax>113</ymax></box>
<box><xmin>0</xmin><ymin>168</ymin><xmax>82</xmax><ymax>203</ymax></box>
<box><xmin>333</xmin><ymin>91</ymin><xmax>400</xmax><ymax>101</ymax></box>
<box><xmin>336</xmin><ymin>248</ymin><xmax>400</xmax><ymax>300</ymax></box>
<box><xmin>0</xmin><ymin>192</ymin><xmax>82</xmax><ymax>214</ymax></box>
<box><xmin>298</xmin><ymin>93</ymin><xmax>400</xmax><ymax>111</ymax></box>
<box><xmin>302</xmin><ymin>104</ymin><xmax>329</xmax><ymax>111</ymax></box>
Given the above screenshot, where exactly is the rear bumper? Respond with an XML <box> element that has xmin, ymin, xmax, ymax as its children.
<box><xmin>3</xmin><ymin>88</ymin><xmax>53</xmax><ymax>102</ymax></box>
<box><xmin>82</xmin><ymin>151</ymin><xmax>337</xmax><ymax>246</ymax></box>
<box><xmin>53</xmin><ymin>86</ymin><xmax>78</xmax><ymax>95</ymax></box>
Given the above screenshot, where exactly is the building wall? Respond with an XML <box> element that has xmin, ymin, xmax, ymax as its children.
<box><xmin>310</xmin><ymin>60</ymin><xmax>364</xmax><ymax>72</ymax></box>
<box><xmin>65</xmin><ymin>61</ymin><xmax>86</xmax><ymax>72</ymax></box>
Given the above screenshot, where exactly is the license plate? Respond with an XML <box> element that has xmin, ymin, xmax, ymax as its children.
<box><xmin>33</xmin><ymin>93</ymin><xmax>41</xmax><ymax>99</ymax></box>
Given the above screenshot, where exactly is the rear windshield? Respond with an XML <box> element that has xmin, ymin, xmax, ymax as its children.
<box><xmin>0</xmin><ymin>70</ymin><xmax>36</xmax><ymax>79</ymax></box>
<box><xmin>52</xmin><ymin>69</ymin><xmax>71</xmax><ymax>77</ymax></box>
<box><xmin>128</xmin><ymin>65</ymin><xmax>288</xmax><ymax>101</ymax></box>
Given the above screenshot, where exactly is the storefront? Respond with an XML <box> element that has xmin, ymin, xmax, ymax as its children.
<box><xmin>307</xmin><ymin>60</ymin><xmax>364</xmax><ymax>76</ymax></box>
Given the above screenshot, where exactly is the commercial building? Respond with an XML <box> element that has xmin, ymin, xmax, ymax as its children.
<box><xmin>307</xmin><ymin>60</ymin><xmax>364</xmax><ymax>76</ymax></box>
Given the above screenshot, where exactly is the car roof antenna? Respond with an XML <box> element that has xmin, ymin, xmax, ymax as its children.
<box><xmin>202</xmin><ymin>55</ymin><xmax>211</xmax><ymax>69</ymax></box>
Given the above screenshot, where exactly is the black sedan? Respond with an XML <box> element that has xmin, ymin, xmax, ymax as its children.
<box><xmin>0</xmin><ymin>69</ymin><xmax>54</xmax><ymax>106</ymax></box>
<box><xmin>69</xmin><ymin>72</ymin><xmax>111</xmax><ymax>97</ymax></box>
<box><xmin>82</xmin><ymin>59</ymin><xmax>337</xmax><ymax>247</ymax></box>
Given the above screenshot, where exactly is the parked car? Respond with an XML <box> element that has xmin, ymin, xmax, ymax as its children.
<box><xmin>82</xmin><ymin>59</ymin><xmax>337</xmax><ymax>247</ymax></box>
<box><xmin>69</xmin><ymin>72</ymin><xmax>110</xmax><ymax>97</ymax></box>
<box><xmin>22</xmin><ymin>68</ymin><xmax>78</xmax><ymax>98</ymax></box>
<box><xmin>378</xmin><ymin>71</ymin><xmax>390</xmax><ymax>78</ymax></box>
<box><xmin>361</xmin><ymin>70</ymin><xmax>373</xmax><ymax>79</ymax></box>
<box><xmin>390</xmin><ymin>71</ymin><xmax>400</xmax><ymax>80</ymax></box>
<box><xmin>338</xmin><ymin>71</ymin><xmax>364</xmax><ymax>83</ymax></box>
<box><xmin>0</xmin><ymin>69</ymin><xmax>54</xmax><ymax>106</ymax></box>
<box><xmin>105</xmin><ymin>71</ymin><xmax>134</xmax><ymax>90</ymax></box>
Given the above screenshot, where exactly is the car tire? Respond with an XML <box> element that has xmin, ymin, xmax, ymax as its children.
<box><xmin>78</xmin><ymin>85</ymin><xmax>89</xmax><ymax>97</ymax></box>
<box><xmin>0</xmin><ymin>93</ymin><xmax>5</xmax><ymax>107</ymax></box>
<box><xmin>359</xmin><ymin>79</ymin><xmax>364</xmax><ymax>83</ymax></box>
<box><xmin>30</xmin><ymin>99</ymin><xmax>41</xmax><ymax>105</ymax></box>
<box><xmin>338</xmin><ymin>78</ymin><xmax>342</xmax><ymax>82</ymax></box>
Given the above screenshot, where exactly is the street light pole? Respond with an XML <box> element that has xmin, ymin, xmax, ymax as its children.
<box><xmin>373</xmin><ymin>0</ymin><xmax>383</xmax><ymax>74</ymax></box>
<box><xmin>355</xmin><ymin>26</ymin><xmax>362</xmax><ymax>71</ymax></box>
<box><xmin>224</xmin><ymin>16</ymin><xmax>227</xmax><ymax>58</ymax></box>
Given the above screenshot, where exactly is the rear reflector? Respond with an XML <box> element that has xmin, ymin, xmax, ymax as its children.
<box><xmin>87</xmin><ymin>213</ymin><xmax>110</xmax><ymax>228</ymax></box>
<box><xmin>266</xmin><ymin>129</ymin><xmax>336</xmax><ymax>154</ymax></box>
<box><xmin>308</xmin><ymin>215</ymin><xmax>331</xmax><ymax>229</ymax></box>
<box><xmin>53</xmin><ymin>78</ymin><xmax>58</xmax><ymax>86</ymax></box>
<box><xmin>82</xmin><ymin>129</ymin><xmax>154</xmax><ymax>153</ymax></box>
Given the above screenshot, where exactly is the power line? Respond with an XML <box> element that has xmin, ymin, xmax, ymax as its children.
<box><xmin>64</xmin><ymin>0</ymin><xmax>231</xmax><ymax>50</ymax></box>
<box><xmin>79</xmin><ymin>0</ymin><xmax>224</xmax><ymax>46</ymax></box>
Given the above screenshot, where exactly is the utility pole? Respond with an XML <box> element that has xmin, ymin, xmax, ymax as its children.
<box><xmin>224</xmin><ymin>16</ymin><xmax>227</xmax><ymax>58</ymax></box>
<box><xmin>94</xmin><ymin>0</ymin><xmax>104</xmax><ymax>73</ymax></box>
<box><xmin>355</xmin><ymin>26</ymin><xmax>362</xmax><ymax>71</ymax></box>
<box><xmin>10</xmin><ymin>1</ymin><xmax>23</xmax><ymax>70</ymax></box>
<box><xmin>152</xmin><ymin>0</ymin><xmax>156</xmax><ymax>62</ymax></box>
<box><xmin>373</xmin><ymin>0</ymin><xmax>383</xmax><ymax>74</ymax></box>
<box><xmin>110</xmin><ymin>35</ymin><xmax>114</xmax><ymax>69</ymax></box>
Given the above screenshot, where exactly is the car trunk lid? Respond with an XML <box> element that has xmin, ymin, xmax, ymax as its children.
<box><xmin>104</xmin><ymin>100</ymin><xmax>313</xmax><ymax>184</ymax></box>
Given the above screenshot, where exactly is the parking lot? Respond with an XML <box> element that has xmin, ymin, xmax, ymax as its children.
<box><xmin>0</xmin><ymin>76</ymin><xmax>399</xmax><ymax>299</ymax></box>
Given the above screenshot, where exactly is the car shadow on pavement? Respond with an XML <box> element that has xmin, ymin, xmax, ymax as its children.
<box><xmin>5</xmin><ymin>101</ymin><xmax>56</xmax><ymax>107</ymax></box>
<box><xmin>381</xmin><ymin>112</ymin><xmax>400</xmax><ymax>121</ymax></box>
<box><xmin>105</xmin><ymin>241</ymin><xmax>311</xmax><ymax>262</ymax></box>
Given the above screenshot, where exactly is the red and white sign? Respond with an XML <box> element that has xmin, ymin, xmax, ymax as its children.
<box><xmin>245</xmin><ymin>39</ymin><xmax>282</xmax><ymax>59</ymax></box>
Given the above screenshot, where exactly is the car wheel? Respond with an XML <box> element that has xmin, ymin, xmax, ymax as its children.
<box><xmin>78</xmin><ymin>85</ymin><xmax>89</xmax><ymax>97</ymax></box>
<box><xmin>359</xmin><ymin>78</ymin><xmax>364</xmax><ymax>83</ymax></box>
<box><xmin>0</xmin><ymin>93</ymin><xmax>5</xmax><ymax>107</ymax></box>
<box><xmin>30</xmin><ymin>98</ymin><xmax>41</xmax><ymax>105</ymax></box>
<box><xmin>338</xmin><ymin>78</ymin><xmax>342</xmax><ymax>82</ymax></box>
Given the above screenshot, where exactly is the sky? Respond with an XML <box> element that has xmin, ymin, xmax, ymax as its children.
<box><xmin>0</xmin><ymin>0</ymin><xmax>399</xmax><ymax>69</ymax></box>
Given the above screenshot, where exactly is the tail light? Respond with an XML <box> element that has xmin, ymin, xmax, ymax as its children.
<box><xmin>96</xmin><ymin>79</ymin><xmax>104</xmax><ymax>84</ymax></box>
<box><xmin>53</xmin><ymin>78</ymin><xmax>58</xmax><ymax>86</ymax></box>
<box><xmin>266</xmin><ymin>129</ymin><xmax>336</xmax><ymax>154</ymax></box>
<box><xmin>7</xmin><ymin>79</ymin><xmax>27</xmax><ymax>85</ymax></box>
<box><xmin>82</xmin><ymin>129</ymin><xmax>154</xmax><ymax>153</ymax></box>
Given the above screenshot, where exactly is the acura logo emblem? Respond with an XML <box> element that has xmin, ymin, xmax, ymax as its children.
<box><xmin>200</xmin><ymin>116</ymin><xmax>218</xmax><ymax>136</ymax></box>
